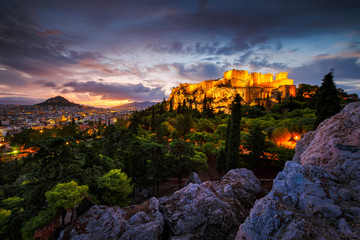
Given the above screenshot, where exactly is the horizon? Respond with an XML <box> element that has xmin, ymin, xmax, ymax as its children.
<box><xmin>1</xmin><ymin>0</ymin><xmax>359</xmax><ymax>108</ymax></box>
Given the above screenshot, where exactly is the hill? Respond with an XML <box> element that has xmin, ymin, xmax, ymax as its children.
<box><xmin>111</xmin><ymin>101</ymin><xmax>157</xmax><ymax>110</ymax></box>
<box><xmin>35</xmin><ymin>96</ymin><xmax>82</xmax><ymax>107</ymax></box>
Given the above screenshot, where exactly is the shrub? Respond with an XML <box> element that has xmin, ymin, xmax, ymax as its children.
<box><xmin>98</xmin><ymin>169</ymin><xmax>133</xmax><ymax>206</ymax></box>
<box><xmin>45</xmin><ymin>181</ymin><xmax>89</xmax><ymax>210</ymax></box>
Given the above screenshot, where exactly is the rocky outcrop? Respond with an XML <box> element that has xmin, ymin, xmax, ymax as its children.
<box><xmin>169</xmin><ymin>69</ymin><xmax>295</xmax><ymax>113</ymax></box>
<box><xmin>184</xmin><ymin>172</ymin><xmax>202</xmax><ymax>186</ymax></box>
<box><xmin>236</xmin><ymin>102</ymin><xmax>360</xmax><ymax>240</ymax></box>
<box><xmin>58</xmin><ymin>169</ymin><xmax>263</xmax><ymax>240</ymax></box>
<box><xmin>58</xmin><ymin>197</ymin><xmax>164</xmax><ymax>240</ymax></box>
<box><xmin>160</xmin><ymin>169</ymin><xmax>263</xmax><ymax>239</ymax></box>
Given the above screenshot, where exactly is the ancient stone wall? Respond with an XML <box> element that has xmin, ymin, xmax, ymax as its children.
<box><xmin>169</xmin><ymin>69</ymin><xmax>295</xmax><ymax>113</ymax></box>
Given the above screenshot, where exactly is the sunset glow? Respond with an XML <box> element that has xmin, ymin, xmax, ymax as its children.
<box><xmin>0</xmin><ymin>1</ymin><xmax>359</xmax><ymax>107</ymax></box>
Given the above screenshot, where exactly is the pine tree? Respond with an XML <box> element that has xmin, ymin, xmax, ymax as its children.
<box><xmin>226</xmin><ymin>94</ymin><xmax>242</xmax><ymax>170</ymax></box>
<box><xmin>244</xmin><ymin>124</ymin><xmax>267</xmax><ymax>169</ymax></box>
<box><xmin>315</xmin><ymin>71</ymin><xmax>341</xmax><ymax>126</ymax></box>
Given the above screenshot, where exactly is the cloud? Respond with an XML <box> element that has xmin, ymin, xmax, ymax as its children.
<box><xmin>34</xmin><ymin>80</ymin><xmax>57</xmax><ymax>88</ymax></box>
<box><xmin>290</xmin><ymin>57</ymin><xmax>360</xmax><ymax>92</ymax></box>
<box><xmin>0</xmin><ymin>97</ymin><xmax>45</xmax><ymax>105</ymax></box>
<box><xmin>170</xmin><ymin>62</ymin><xmax>225</xmax><ymax>81</ymax></box>
<box><xmin>38</xmin><ymin>29</ymin><xmax>61</xmax><ymax>37</ymax></box>
<box><xmin>248</xmin><ymin>59</ymin><xmax>288</xmax><ymax>71</ymax></box>
<box><xmin>62</xmin><ymin>81</ymin><xmax>166</xmax><ymax>101</ymax></box>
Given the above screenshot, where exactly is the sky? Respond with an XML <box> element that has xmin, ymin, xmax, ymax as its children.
<box><xmin>0</xmin><ymin>0</ymin><xmax>359</xmax><ymax>107</ymax></box>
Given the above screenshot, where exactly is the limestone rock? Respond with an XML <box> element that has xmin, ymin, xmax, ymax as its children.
<box><xmin>293</xmin><ymin>102</ymin><xmax>360</xmax><ymax>170</ymax></box>
<box><xmin>169</xmin><ymin>69</ymin><xmax>295</xmax><ymax>113</ymax></box>
<box><xmin>184</xmin><ymin>172</ymin><xmax>202</xmax><ymax>186</ymax></box>
<box><xmin>236</xmin><ymin>102</ymin><xmax>360</xmax><ymax>240</ymax></box>
<box><xmin>160</xmin><ymin>168</ymin><xmax>263</xmax><ymax>239</ymax></box>
<box><xmin>58</xmin><ymin>197</ymin><xmax>164</xmax><ymax>240</ymax></box>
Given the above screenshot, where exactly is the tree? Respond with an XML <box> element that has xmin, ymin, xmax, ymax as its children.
<box><xmin>143</xmin><ymin>142</ymin><xmax>169</xmax><ymax>192</ymax></box>
<box><xmin>169</xmin><ymin>139</ymin><xmax>207</xmax><ymax>188</ymax></box>
<box><xmin>226</xmin><ymin>94</ymin><xmax>242</xmax><ymax>170</ymax></box>
<box><xmin>315</xmin><ymin>71</ymin><xmax>341</xmax><ymax>126</ymax></box>
<box><xmin>244</xmin><ymin>124</ymin><xmax>267</xmax><ymax>169</ymax></box>
<box><xmin>169</xmin><ymin>98</ymin><xmax>174</xmax><ymax>112</ymax></box>
<box><xmin>45</xmin><ymin>181</ymin><xmax>88</xmax><ymax>210</ymax></box>
<box><xmin>98</xmin><ymin>169</ymin><xmax>133</xmax><ymax>206</ymax></box>
<box><xmin>151</xmin><ymin>106</ymin><xmax>156</xmax><ymax>132</ymax></box>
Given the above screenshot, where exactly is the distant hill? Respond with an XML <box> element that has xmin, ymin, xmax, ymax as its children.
<box><xmin>35</xmin><ymin>96</ymin><xmax>82</xmax><ymax>107</ymax></box>
<box><xmin>111</xmin><ymin>101</ymin><xmax>157</xmax><ymax>110</ymax></box>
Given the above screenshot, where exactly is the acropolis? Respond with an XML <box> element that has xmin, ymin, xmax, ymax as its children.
<box><xmin>169</xmin><ymin>69</ymin><xmax>296</xmax><ymax>112</ymax></box>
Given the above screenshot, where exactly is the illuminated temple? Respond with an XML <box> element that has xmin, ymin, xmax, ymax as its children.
<box><xmin>169</xmin><ymin>69</ymin><xmax>296</xmax><ymax>112</ymax></box>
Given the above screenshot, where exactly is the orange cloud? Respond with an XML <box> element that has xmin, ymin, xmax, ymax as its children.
<box><xmin>38</xmin><ymin>29</ymin><xmax>61</xmax><ymax>37</ymax></box>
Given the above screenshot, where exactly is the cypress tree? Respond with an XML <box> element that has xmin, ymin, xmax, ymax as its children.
<box><xmin>202</xmin><ymin>94</ymin><xmax>207</xmax><ymax>113</ymax></box>
<box><xmin>226</xmin><ymin>94</ymin><xmax>242</xmax><ymax>170</ymax></box>
<box><xmin>151</xmin><ymin>106</ymin><xmax>156</xmax><ymax>132</ymax></box>
<box><xmin>315</xmin><ymin>71</ymin><xmax>341</xmax><ymax>126</ymax></box>
<box><xmin>289</xmin><ymin>95</ymin><xmax>293</xmax><ymax>111</ymax></box>
<box><xmin>169</xmin><ymin>98</ymin><xmax>173</xmax><ymax>112</ymax></box>
<box><xmin>244</xmin><ymin>124</ymin><xmax>267</xmax><ymax>169</ymax></box>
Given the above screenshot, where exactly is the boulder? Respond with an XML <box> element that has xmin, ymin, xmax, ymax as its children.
<box><xmin>160</xmin><ymin>168</ymin><xmax>263</xmax><ymax>239</ymax></box>
<box><xmin>184</xmin><ymin>172</ymin><xmax>202</xmax><ymax>186</ymax></box>
<box><xmin>58</xmin><ymin>197</ymin><xmax>163</xmax><ymax>240</ymax></box>
<box><xmin>236</xmin><ymin>102</ymin><xmax>360</xmax><ymax>240</ymax></box>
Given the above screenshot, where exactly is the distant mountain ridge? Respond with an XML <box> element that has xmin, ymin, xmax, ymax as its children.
<box><xmin>35</xmin><ymin>96</ymin><xmax>82</xmax><ymax>107</ymax></box>
<box><xmin>111</xmin><ymin>101</ymin><xmax>157</xmax><ymax>110</ymax></box>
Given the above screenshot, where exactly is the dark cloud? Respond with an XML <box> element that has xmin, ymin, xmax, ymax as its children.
<box><xmin>290</xmin><ymin>57</ymin><xmax>360</xmax><ymax>91</ymax></box>
<box><xmin>0</xmin><ymin>7</ymin><xmax>99</xmax><ymax>76</ymax></box>
<box><xmin>62</xmin><ymin>81</ymin><xmax>166</xmax><ymax>101</ymax></box>
<box><xmin>249</xmin><ymin>59</ymin><xmax>288</xmax><ymax>71</ymax></box>
<box><xmin>170</xmin><ymin>62</ymin><xmax>225</xmax><ymax>80</ymax></box>
<box><xmin>1</xmin><ymin>0</ymin><xmax>359</xmax><ymax>103</ymax></box>
<box><xmin>34</xmin><ymin>80</ymin><xmax>57</xmax><ymax>88</ymax></box>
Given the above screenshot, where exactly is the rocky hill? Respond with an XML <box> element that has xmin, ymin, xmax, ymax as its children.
<box><xmin>169</xmin><ymin>69</ymin><xmax>296</xmax><ymax>113</ymax></box>
<box><xmin>35</xmin><ymin>96</ymin><xmax>82</xmax><ymax>107</ymax></box>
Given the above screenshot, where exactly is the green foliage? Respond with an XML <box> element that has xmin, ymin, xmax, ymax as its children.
<box><xmin>243</xmin><ymin>124</ymin><xmax>267</xmax><ymax>169</ymax></box>
<box><xmin>21</xmin><ymin>206</ymin><xmax>58</xmax><ymax>240</ymax></box>
<box><xmin>315</xmin><ymin>71</ymin><xmax>341</xmax><ymax>126</ymax></box>
<box><xmin>175</xmin><ymin>113</ymin><xmax>194</xmax><ymax>136</ymax></box>
<box><xmin>267</xmin><ymin>144</ymin><xmax>295</xmax><ymax>167</ymax></box>
<box><xmin>98</xmin><ymin>169</ymin><xmax>133</xmax><ymax>206</ymax></box>
<box><xmin>197</xmin><ymin>118</ymin><xmax>215</xmax><ymax>133</ymax></box>
<box><xmin>169</xmin><ymin>139</ymin><xmax>208</xmax><ymax>188</ymax></box>
<box><xmin>0</xmin><ymin>208</ymin><xmax>11</xmax><ymax>223</ymax></box>
<box><xmin>216</xmin><ymin>148</ymin><xmax>227</xmax><ymax>175</ymax></box>
<box><xmin>226</xmin><ymin>94</ymin><xmax>242</xmax><ymax>170</ymax></box>
<box><xmin>45</xmin><ymin>181</ymin><xmax>88</xmax><ymax>209</ymax></box>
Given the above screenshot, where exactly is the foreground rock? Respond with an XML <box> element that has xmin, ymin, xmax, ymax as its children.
<box><xmin>59</xmin><ymin>169</ymin><xmax>263</xmax><ymax>240</ymax></box>
<box><xmin>59</xmin><ymin>197</ymin><xmax>164</xmax><ymax>240</ymax></box>
<box><xmin>160</xmin><ymin>168</ymin><xmax>263</xmax><ymax>239</ymax></box>
<box><xmin>237</xmin><ymin>102</ymin><xmax>360</xmax><ymax>240</ymax></box>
